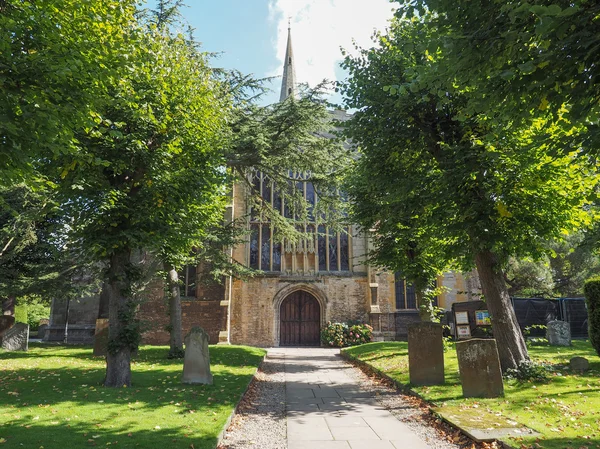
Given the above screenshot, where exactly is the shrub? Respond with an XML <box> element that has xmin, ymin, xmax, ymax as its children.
<box><xmin>321</xmin><ymin>322</ymin><xmax>347</xmax><ymax>347</ymax></box>
<box><xmin>346</xmin><ymin>324</ymin><xmax>373</xmax><ymax>346</ymax></box>
<box><xmin>26</xmin><ymin>302</ymin><xmax>50</xmax><ymax>331</ymax></box>
<box><xmin>321</xmin><ymin>321</ymin><xmax>373</xmax><ymax>347</ymax></box>
<box><xmin>14</xmin><ymin>304</ymin><xmax>27</xmax><ymax>325</ymax></box>
<box><xmin>504</xmin><ymin>360</ymin><xmax>550</xmax><ymax>383</ymax></box>
<box><xmin>584</xmin><ymin>276</ymin><xmax>600</xmax><ymax>357</ymax></box>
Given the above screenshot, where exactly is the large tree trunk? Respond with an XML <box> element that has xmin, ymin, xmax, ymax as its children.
<box><xmin>166</xmin><ymin>264</ymin><xmax>183</xmax><ymax>358</ymax></box>
<box><xmin>416</xmin><ymin>289</ymin><xmax>433</xmax><ymax>322</ymax></box>
<box><xmin>104</xmin><ymin>250</ymin><xmax>133</xmax><ymax>387</ymax></box>
<box><xmin>475</xmin><ymin>250</ymin><xmax>529</xmax><ymax>372</ymax></box>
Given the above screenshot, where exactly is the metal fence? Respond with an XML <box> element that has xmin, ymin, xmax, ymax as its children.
<box><xmin>511</xmin><ymin>297</ymin><xmax>588</xmax><ymax>338</ymax></box>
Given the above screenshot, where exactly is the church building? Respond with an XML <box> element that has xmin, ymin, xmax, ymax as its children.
<box><xmin>47</xmin><ymin>28</ymin><xmax>481</xmax><ymax>346</ymax></box>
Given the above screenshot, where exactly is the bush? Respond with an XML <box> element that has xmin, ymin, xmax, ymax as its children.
<box><xmin>504</xmin><ymin>360</ymin><xmax>550</xmax><ymax>383</ymax></box>
<box><xmin>321</xmin><ymin>321</ymin><xmax>373</xmax><ymax>347</ymax></box>
<box><xmin>14</xmin><ymin>304</ymin><xmax>27</xmax><ymax>325</ymax></box>
<box><xmin>26</xmin><ymin>302</ymin><xmax>50</xmax><ymax>331</ymax></box>
<box><xmin>584</xmin><ymin>276</ymin><xmax>600</xmax><ymax>357</ymax></box>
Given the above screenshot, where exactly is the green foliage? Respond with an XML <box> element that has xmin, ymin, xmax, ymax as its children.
<box><xmin>340</xmin><ymin>8</ymin><xmax>599</xmax><ymax>367</ymax></box>
<box><xmin>321</xmin><ymin>322</ymin><xmax>347</xmax><ymax>347</ymax></box>
<box><xmin>524</xmin><ymin>324</ymin><xmax>549</xmax><ymax>347</ymax></box>
<box><xmin>0</xmin><ymin>0</ymin><xmax>138</xmax><ymax>183</ymax></box>
<box><xmin>14</xmin><ymin>304</ymin><xmax>27</xmax><ymax>325</ymax></box>
<box><xmin>584</xmin><ymin>276</ymin><xmax>600</xmax><ymax>357</ymax></box>
<box><xmin>506</xmin><ymin>233</ymin><xmax>600</xmax><ymax>298</ymax></box>
<box><xmin>504</xmin><ymin>360</ymin><xmax>550</xmax><ymax>383</ymax></box>
<box><xmin>505</xmin><ymin>256</ymin><xmax>555</xmax><ymax>297</ymax></box>
<box><xmin>21</xmin><ymin>297</ymin><xmax>50</xmax><ymax>330</ymax></box>
<box><xmin>321</xmin><ymin>322</ymin><xmax>373</xmax><ymax>347</ymax></box>
<box><xmin>399</xmin><ymin>0</ymin><xmax>600</xmax><ymax>159</ymax></box>
<box><xmin>107</xmin><ymin>301</ymin><xmax>142</xmax><ymax>354</ymax></box>
<box><xmin>0</xmin><ymin>184</ymin><xmax>93</xmax><ymax>302</ymax></box>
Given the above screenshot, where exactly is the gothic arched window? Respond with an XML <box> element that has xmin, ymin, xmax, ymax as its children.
<box><xmin>248</xmin><ymin>170</ymin><xmax>351</xmax><ymax>274</ymax></box>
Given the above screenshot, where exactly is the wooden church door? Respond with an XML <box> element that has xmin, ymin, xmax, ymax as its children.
<box><xmin>280</xmin><ymin>291</ymin><xmax>321</xmax><ymax>346</ymax></box>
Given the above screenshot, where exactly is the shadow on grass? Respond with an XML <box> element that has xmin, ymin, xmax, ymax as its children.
<box><xmin>0</xmin><ymin>419</ymin><xmax>218</xmax><ymax>449</ymax></box>
<box><xmin>0</xmin><ymin>345</ymin><xmax>266</xmax><ymax>449</ymax></box>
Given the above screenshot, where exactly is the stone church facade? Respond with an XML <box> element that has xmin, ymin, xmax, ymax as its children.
<box><xmin>47</xmin><ymin>29</ymin><xmax>481</xmax><ymax>346</ymax></box>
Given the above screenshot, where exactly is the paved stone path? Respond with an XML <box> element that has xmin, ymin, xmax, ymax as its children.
<box><xmin>271</xmin><ymin>347</ymin><xmax>432</xmax><ymax>449</ymax></box>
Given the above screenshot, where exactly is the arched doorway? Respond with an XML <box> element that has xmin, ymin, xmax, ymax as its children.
<box><xmin>280</xmin><ymin>290</ymin><xmax>321</xmax><ymax>346</ymax></box>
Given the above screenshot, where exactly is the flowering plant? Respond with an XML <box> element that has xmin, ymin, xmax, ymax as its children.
<box><xmin>321</xmin><ymin>321</ymin><xmax>373</xmax><ymax>347</ymax></box>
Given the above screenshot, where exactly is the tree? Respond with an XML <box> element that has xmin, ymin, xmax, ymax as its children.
<box><xmin>0</xmin><ymin>0</ymin><xmax>137</xmax><ymax>183</ymax></box>
<box><xmin>0</xmin><ymin>184</ymin><xmax>93</xmax><ymax>308</ymax></box>
<box><xmin>506</xmin><ymin>233</ymin><xmax>600</xmax><ymax>297</ymax></box>
<box><xmin>397</xmin><ymin>1</ymin><xmax>600</xmax><ymax>157</ymax></box>
<box><xmin>339</xmin><ymin>16</ymin><xmax>597</xmax><ymax>371</ymax></box>
<box><xmin>56</xmin><ymin>25</ymin><xmax>229</xmax><ymax>386</ymax></box>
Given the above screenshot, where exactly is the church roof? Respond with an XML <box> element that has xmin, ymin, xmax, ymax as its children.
<box><xmin>279</xmin><ymin>26</ymin><xmax>296</xmax><ymax>102</ymax></box>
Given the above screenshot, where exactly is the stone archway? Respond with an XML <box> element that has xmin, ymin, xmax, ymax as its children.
<box><xmin>273</xmin><ymin>284</ymin><xmax>326</xmax><ymax>347</ymax></box>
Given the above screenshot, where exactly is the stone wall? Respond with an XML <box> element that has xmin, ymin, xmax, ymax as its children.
<box><xmin>139</xmin><ymin>279</ymin><xmax>226</xmax><ymax>345</ymax></box>
<box><xmin>230</xmin><ymin>274</ymin><xmax>370</xmax><ymax>347</ymax></box>
<box><xmin>46</xmin><ymin>295</ymin><xmax>99</xmax><ymax>343</ymax></box>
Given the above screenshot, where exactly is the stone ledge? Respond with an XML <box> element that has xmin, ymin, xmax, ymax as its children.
<box><xmin>432</xmin><ymin>406</ymin><xmax>540</xmax><ymax>443</ymax></box>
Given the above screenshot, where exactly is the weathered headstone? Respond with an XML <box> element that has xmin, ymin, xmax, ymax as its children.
<box><xmin>408</xmin><ymin>322</ymin><xmax>445</xmax><ymax>385</ymax></box>
<box><xmin>456</xmin><ymin>338</ymin><xmax>504</xmax><ymax>398</ymax></box>
<box><xmin>182</xmin><ymin>326</ymin><xmax>213</xmax><ymax>385</ymax></box>
<box><xmin>570</xmin><ymin>356</ymin><xmax>589</xmax><ymax>372</ymax></box>
<box><xmin>1</xmin><ymin>323</ymin><xmax>29</xmax><ymax>351</ymax></box>
<box><xmin>0</xmin><ymin>315</ymin><xmax>15</xmax><ymax>335</ymax></box>
<box><xmin>93</xmin><ymin>318</ymin><xmax>110</xmax><ymax>356</ymax></box>
<box><xmin>546</xmin><ymin>320</ymin><xmax>571</xmax><ymax>346</ymax></box>
<box><xmin>37</xmin><ymin>324</ymin><xmax>49</xmax><ymax>340</ymax></box>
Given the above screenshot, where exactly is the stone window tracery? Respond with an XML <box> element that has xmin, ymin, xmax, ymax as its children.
<box><xmin>248</xmin><ymin>170</ymin><xmax>351</xmax><ymax>274</ymax></box>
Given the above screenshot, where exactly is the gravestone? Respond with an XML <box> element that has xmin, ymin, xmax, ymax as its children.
<box><xmin>546</xmin><ymin>320</ymin><xmax>571</xmax><ymax>346</ymax></box>
<box><xmin>37</xmin><ymin>324</ymin><xmax>49</xmax><ymax>340</ymax></box>
<box><xmin>1</xmin><ymin>323</ymin><xmax>29</xmax><ymax>351</ymax></box>
<box><xmin>456</xmin><ymin>338</ymin><xmax>504</xmax><ymax>398</ymax></box>
<box><xmin>93</xmin><ymin>318</ymin><xmax>110</xmax><ymax>356</ymax></box>
<box><xmin>570</xmin><ymin>356</ymin><xmax>589</xmax><ymax>372</ymax></box>
<box><xmin>408</xmin><ymin>322</ymin><xmax>445</xmax><ymax>385</ymax></box>
<box><xmin>0</xmin><ymin>315</ymin><xmax>15</xmax><ymax>335</ymax></box>
<box><xmin>182</xmin><ymin>326</ymin><xmax>213</xmax><ymax>385</ymax></box>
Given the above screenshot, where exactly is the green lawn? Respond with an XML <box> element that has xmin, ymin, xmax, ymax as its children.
<box><xmin>0</xmin><ymin>344</ymin><xmax>265</xmax><ymax>449</ymax></box>
<box><xmin>343</xmin><ymin>341</ymin><xmax>600</xmax><ymax>449</ymax></box>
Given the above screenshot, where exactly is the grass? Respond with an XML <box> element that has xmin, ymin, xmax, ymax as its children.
<box><xmin>0</xmin><ymin>343</ymin><xmax>266</xmax><ymax>449</ymax></box>
<box><xmin>343</xmin><ymin>341</ymin><xmax>600</xmax><ymax>449</ymax></box>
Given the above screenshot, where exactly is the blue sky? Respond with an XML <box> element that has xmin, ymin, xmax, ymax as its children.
<box><xmin>145</xmin><ymin>0</ymin><xmax>396</xmax><ymax>105</ymax></box>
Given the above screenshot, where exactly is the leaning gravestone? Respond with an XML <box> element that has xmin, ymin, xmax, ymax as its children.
<box><xmin>408</xmin><ymin>322</ymin><xmax>445</xmax><ymax>385</ymax></box>
<box><xmin>182</xmin><ymin>326</ymin><xmax>213</xmax><ymax>385</ymax></box>
<box><xmin>546</xmin><ymin>320</ymin><xmax>571</xmax><ymax>346</ymax></box>
<box><xmin>456</xmin><ymin>338</ymin><xmax>504</xmax><ymax>398</ymax></box>
<box><xmin>570</xmin><ymin>356</ymin><xmax>589</xmax><ymax>372</ymax></box>
<box><xmin>1</xmin><ymin>323</ymin><xmax>29</xmax><ymax>351</ymax></box>
<box><xmin>93</xmin><ymin>318</ymin><xmax>110</xmax><ymax>356</ymax></box>
<box><xmin>0</xmin><ymin>315</ymin><xmax>15</xmax><ymax>335</ymax></box>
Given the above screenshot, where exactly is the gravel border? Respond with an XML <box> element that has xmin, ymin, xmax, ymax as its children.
<box><xmin>218</xmin><ymin>352</ymin><xmax>286</xmax><ymax>449</ymax></box>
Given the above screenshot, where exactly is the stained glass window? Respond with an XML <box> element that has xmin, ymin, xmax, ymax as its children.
<box><xmin>247</xmin><ymin>170</ymin><xmax>350</xmax><ymax>273</ymax></box>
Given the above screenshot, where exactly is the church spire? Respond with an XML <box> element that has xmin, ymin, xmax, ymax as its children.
<box><xmin>279</xmin><ymin>21</ymin><xmax>296</xmax><ymax>102</ymax></box>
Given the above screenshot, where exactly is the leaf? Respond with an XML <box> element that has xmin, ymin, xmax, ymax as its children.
<box><xmin>517</xmin><ymin>61</ymin><xmax>537</xmax><ymax>75</ymax></box>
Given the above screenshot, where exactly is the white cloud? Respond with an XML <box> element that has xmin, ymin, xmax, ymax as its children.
<box><xmin>268</xmin><ymin>0</ymin><xmax>395</xmax><ymax>90</ymax></box>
